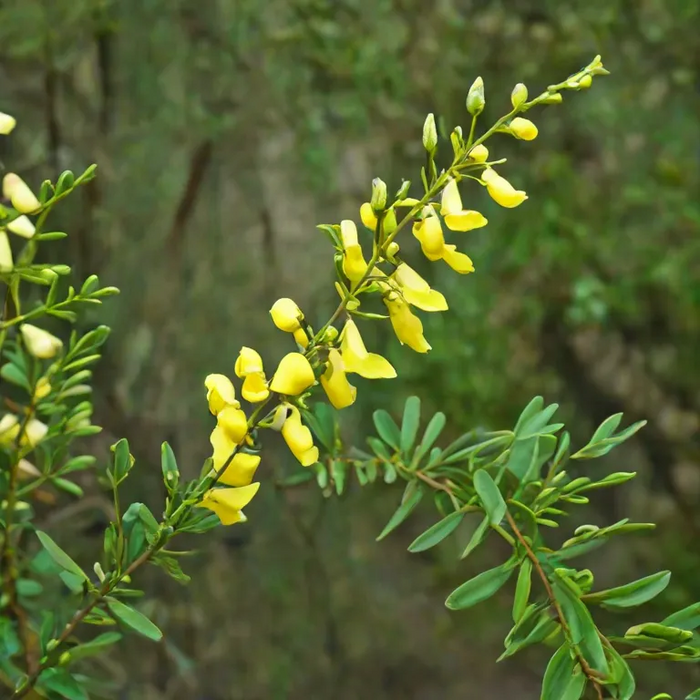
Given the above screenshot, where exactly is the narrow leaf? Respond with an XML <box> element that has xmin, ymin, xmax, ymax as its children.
<box><xmin>513</xmin><ymin>560</ymin><xmax>532</xmax><ymax>622</ymax></box>
<box><xmin>408</xmin><ymin>510</ymin><xmax>465</xmax><ymax>553</ymax></box>
<box><xmin>376</xmin><ymin>483</ymin><xmax>424</xmax><ymax>541</ymax></box>
<box><xmin>582</xmin><ymin>571</ymin><xmax>670</xmax><ymax>609</ymax></box>
<box><xmin>540</xmin><ymin>644</ymin><xmax>576</xmax><ymax>700</ymax></box>
<box><xmin>373</xmin><ymin>409</ymin><xmax>400</xmax><ymax>449</ymax></box>
<box><xmin>473</xmin><ymin>470</ymin><xmax>506</xmax><ymax>525</ymax></box>
<box><xmin>445</xmin><ymin>562</ymin><xmax>514</xmax><ymax>610</ymax></box>
<box><xmin>107</xmin><ymin>600</ymin><xmax>163</xmax><ymax>641</ymax></box>
<box><xmin>460</xmin><ymin>515</ymin><xmax>490</xmax><ymax>559</ymax></box>
<box><xmin>400</xmin><ymin>396</ymin><xmax>421</xmax><ymax>455</ymax></box>
<box><xmin>36</xmin><ymin>531</ymin><xmax>87</xmax><ymax>580</ymax></box>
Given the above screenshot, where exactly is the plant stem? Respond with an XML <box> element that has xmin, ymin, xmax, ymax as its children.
<box><xmin>505</xmin><ymin>511</ymin><xmax>605</xmax><ymax>699</ymax></box>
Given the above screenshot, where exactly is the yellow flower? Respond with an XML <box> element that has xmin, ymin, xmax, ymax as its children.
<box><xmin>25</xmin><ymin>418</ymin><xmax>48</xmax><ymax>448</ymax></box>
<box><xmin>0</xmin><ymin>231</ymin><xmax>13</xmax><ymax>273</ymax></box>
<box><xmin>340</xmin><ymin>319</ymin><xmax>396</xmax><ymax>379</ymax></box>
<box><xmin>293</xmin><ymin>328</ymin><xmax>309</xmax><ymax>348</ymax></box>
<box><xmin>393</xmin><ymin>263</ymin><xmax>447</xmax><ymax>312</ymax></box>
<box><xmin>7</xmin><ymin>216</ymin><xmax>35</xmax><ymax>239</ymax></box>
<box><xmin>205</xmin><ymin>374</ymin><xmax>239</xmax><ymax>415</ymax></box>
<box><xmin>198</xmin><ymin>482</ymin><xmax>260</xmax><ymax>526</ymax></box>
<box><xmin>281</xmin><ymin>406</ymin><xmax>319</xmax><ymax>466</ymax></box>
<box><xmin>320</xmin><ymin>348</ymin><xmax>357</xmax><ymax>409</ymax></box>
<box><xmin>384</xmin><ymin>294</ymin><xmax>431</xmax><ymax>353</ymax></box>
<box><xmin>211</xmin><ymin>426</ymin><xmax>261</xmax><ymax>486</ymax></box>
<box><xmin>270</xmin><ymin>298</ymin><xmax>304</xmax><ymax>332</ymax></box>
<box><xmin>3</xmin><ymin>174</ymin><xmax>40</xmax><ymax>214</ymax></box>
<box><xmin>412</xmin><ymin>211</ymin><xmax>444</xmax><ymax>260</ymax></box>
<box><xmin>440</xmin><ymin>179</ymin><xmax>488</xmax><ymax>232</ymax></box>
<box><xmin>0</xmin><ymin>112</ymin><xmax>16</xmax><ymax>135</ymax></box>
<box><xmin>467</xmin><ymin>144</ymin><xmax>489</xmax><ymax>162</ymax></box>
<box><xmin>509</xmin><ymin>117</ymin><xmax>538</xmax><ymax>141</ymax></box>
<box><xmin>217</xmin><ymin>405</ymin><xmax>249</xmax><ymax>444</ymax></box>
<box><xmin>34</xmin><ymin>377</ymin><xmax>51</xmax><ymax>400</ymax></box>
<box><xmin>0</xmin><ymin>414</ymin><xmax>20</xmax><ymax>444</ymax></box>
<box><xmin>340</xmin><ymin>219</ymin><xmax>368</xmax><ymax>283</ymax></box>
<box><xmin>269</xmin><ymin>352</ymin><xmax>315</xmax><ymax>396</ymax></box>
<box><xmin>481</xmin><ymin>168</ymin><xmax>528</xmax><ymax>208</ymax></box>
<box><xmin>20</xmin><ymin>324</ymin><xmax>63</xmax><ymax>359</ymax></box>
<box><xmin>234</xmin><ymin>347</ymin><xmax>270</xmax><ymax>403</ymax></box>
<box><xmin>441</xmin><ymin>244</ymin><xmax>475</xmax><ymax>274</ymax></box>
<box><xmin>360</xmin><ymin>202</ymin><xmax>377</xmax><ymax>230</ymax></box>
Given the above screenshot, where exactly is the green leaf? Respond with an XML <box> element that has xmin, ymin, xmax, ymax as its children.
<box><xmin>400</xmin><ymin>396</ymin><xmax>421</xmax><ymax>455</ymax></box>
<box><xmin>662</xmin><ymin>602</ymin><xmax>700</xmax><ymax>631</ymax></box>
<box><xmin>107</xmin><ymin>599</ymin><xmax>163</xmax><ymax>641</ymax></box>
<box><xmin>513</xmin><ymin>560</ymin><xmax>532</xmax><ymax>622</ymax></box>
<box><xmin>460</xmin><ymin>515</ymin><xmax>490</xmax><ymax>559</ymax></box>
<box><xmin>589</xmin><ymin>413</ymin><xmax>623</xmax><ymax>443</ymax></box>
<box><xmin>376</xmin><ymin>482</ymin><xmax>424</xmax><ymax>541</ymax></box>
<box><xmin>519</xmin><ymin>402</ymin><xmax>559</xmax><ymax>439</ymax></box>
<box><xmin>572</xmin><ymin>420</ymin><xmax>647</xmax><ymax>459</ymax></box>
<box><xmin>161</xmin><ymin>442</ymin><xmax>179</xmax><ymax>490</ymax></box>
<box><xmin>52</xmin><ymin>477</ymin><xmax>84</xmax><ymax>498</ymax></box>
<box><xmin>372</xmin><ymin>409</ymin><xmax>400</xmax><ymax>449</ymax></box>
<box><xmin>138</xmin><ymin>504</ymin><xmax>160</xmax><ymax>542</ymax></box>
<box><xmin>110</xmin><ymin>438</ymin><xmax>133</xmax><ymax>483</ymax></box>
<box><xmin>59</xmin><ymin>571</ymin><xmax>86</xmax><ymax>594</ymax></box>
<box><xmin>408</xmin><ymin>510</ymin><xmax>465</xmax><ymax>553</ymax></box>
<box><xmin>276</xmin><ymin>470</ymin><xmax>315</xmax><ymax>487</ymax></box>
<box><xmin>445</xmin><ymin>561</ymin><xmax>514</xmax><ymax>610</ymax></box>
<box><xmin>686</xmin><ymin>689</ymin><xmax>700</xmax><ymax>699</ymax></box>
<box><xmin>151</xmin><ymin>553</ymin><xmax>191</xmax><ymax>584</ymax></box>
<box><xmin>330</xmin><ymin>459</ymin><xmax>346</xmax><ymax>495</ymax></box>
<box><xmin>16</xmin><ymin>579</ymin><xmax>43</xmax><ymax>597</ymax></box>
<box><xmin>0</xmin><ymin>362</ymin><xmax>30</xmax><ymax>391</ymax></box>
<box><xmin>412</xmin><ymin>411</ymin><xmax>446</xmax><ymax>466</ymax></box>
<box><xmin>514</xmin><ymin>396</ymin><xmax>544</xmax><ymax>434</ymax></box>
<box><xmin>606</xmin><ymin>643</ymin><xmax>636</xmax><ymax>700</ymax></box>
<box><xmin>500</xmin><ymin>610</ymin><xmax>558</xmax><ymax>661</ymax></box>
<box><xmin>540</xmin><ymin>644</ymin><xmax>580</xmax><ymax>700</ymax></box>
<box><xmin>36</xmin><ymin>531</ymin><xmax>87</xmax><ymax>581</ymax></box>
<box><xmin>37</xmin><ymin>668</ymin><xmax>88</xmax><ymax>700</ymax></box>
<box><xmin>506</xmin><ymin>435</ymin><xmax>539</xmax><ymax>480</ymax></box>
<box><xmin>58</xmin><ymin>455</ymin><xmax>96</xmax><ymax>475</ymax></box>
<box><xmin>66</xmin><ymin>632</ymin><xmax>122</xmax><ymax>661</ymax></box>
<box><xmin>473</xmin><ymin>470</ymin><xmax>506</xmax><ymax>525</ymax></box>
<box><xmin>582</xmin><ymin>571</ymin><xmax>670</xmax><ymax>609</ymax></box>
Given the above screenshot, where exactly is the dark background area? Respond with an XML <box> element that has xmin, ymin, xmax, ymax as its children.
<box><xmin>2</xmin><ymin>0</ymin><xmax>700</xmax><ymax>697</ymax></box>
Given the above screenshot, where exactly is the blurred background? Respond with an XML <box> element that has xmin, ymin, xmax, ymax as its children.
<box><xmin>2</xmin><ymin>0</ymin><xmax>700</xmax><ymax>697</ymax></box>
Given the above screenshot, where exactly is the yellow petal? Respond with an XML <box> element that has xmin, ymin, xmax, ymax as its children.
<box><xmin>217</xmin><ymin>406</ymin><xmax>248</xmax><ymax>443</ymax></box>
<box><xmin>509</xmin><ymin>117</ymin><xmax>538</xmax><ymax>141</ymax></box>
<box><xmin>340</xmin><ymin>219</ymin><xmax>359</xmax><ymax>247</ymax></box>
<box><xmin>468</xmin><ymin>144</ymin><xmax>489</xmax><ymax>162</ymax></box>
<box><xmin>7</xmin><ymin>216</ymin><xmax>35</xmax><ymax>239</ymax></box>
<box><xmin>235</xmin><ymin>347</ymin><xmax>264</xmax><ymax>377</ymax></box>
<box><xmin>0</xmin><ymin>414</ymin><xmax>20</xmax><ymax>444</ymax></box>
<box><xmin>393</xmin><ymin>263</ymin><xmax>447</xmax><ymax>312</ymax></box>
<box><xmin>0</xmin><ymin>231</ymin><xmax>13</xmax><ymax>272</ymax></box>
<box><xmin>320</xmin><ymin>349</ymin><xmax>357</xmax><ymax>409</ymax></box>
<box><xmin>481</xmin><ymin>168</ymin><xmax>528</xmax><ymax>208</ymax></box>
<box><xmin>205</xmin><ymin>374</ymin><xmax>238</xmax><ymax>415</ymax></box>
<box><xmin>34</xmin><ymin>377</ymin><xmax>51</xmax><ymax>400</ymax></box>
<box><xmin>210</xmin><ymin>424</ymin><xmax>237</xmax><ymax>471</ymax></box>
<box><xmin>270</xmin><ymin>298</ymin><xmax>304</xmax><ymax>332</ymax></box>
<box><xmin>444</xmin><ymin>210</ymin><xmax>488</xmax><ymax>232</ymax></box>
<box><xmin>412</xmin><ymin>215</ymin><xmax>444</xmax><ymax>259</ymax></box>
<box><xmin>441</xmin><ymin>244</ymin><xmax>475</xmax><ymax>274</ymax></box>
<box><xmin>20</xmin><ymin>324</ymin><xmax>62</xmax><ymax>359</ymax></box>
<box><xmin>3</xmin><ymin>174</ymin><xmax>40</xmax><ymax>214</ymax></box>
<box><xmin>293</xmin><ymin>327</ymin><xmax>309</xmax><ymax>348</ymax></box>
<box><xmin>218</xmin><ymin>452</ymin><xmax>261</xmax><ymax>487</ymax></box>
<box><xmin>440</xmin><ymin>179</ymin><xmax>463</xmax><ymax>216</ymax></box>
<box><xmin>25</xmin><ymin>418</ymin><xmax>48</xmax><ymax>448</ymax></box>
<box><xmin>241</xmin><ymin>373</ymin><xmax>270</xmax><ymax>403</ymax></box>
<box><xmin>269</xmin><ymin>352</ymin><xmax>315</xmax><ymax>396</ymax></box>
<box><xmin>198</xmin><ymin>483</ymin><xmax>260</xmax><ymax>525</ymax></box>
<box><xmin>0</xmin><ymin>112</ymin><xmax>17</xmax><ymax>135</ymax></box>
<box><xmin>340</xmin><ymin>320</ymin><xmax>396</xmax><ymax>379</ymax></box>
<box><xmin>343</xmin><ymin>244</ymin><xmax>368</xmax><ymax>283</ymax></box>
<box><xmin>384</xmin><ymin>296</ymin><xmax>431</xmax><ymax>353</ymax></box>
<box><xmin>281</xmin><ymin>407</ymin><xmax>318</xmax><ymax>465</ymax></box>
<box><xmin>360</xmin><ymin>202</ymin><xmax>378</xmax><ymax>230</ymax></box>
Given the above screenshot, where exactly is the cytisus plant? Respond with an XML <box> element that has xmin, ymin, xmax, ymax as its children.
<box><xmin>2</xmin><ymin>56</ymin><xmax>697</xmax><ymax>700</ymax></box>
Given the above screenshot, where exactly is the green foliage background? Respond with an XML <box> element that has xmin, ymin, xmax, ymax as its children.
<box><xmin>1</xmin><ymin>0</ymin><xmax>699</xmax><ymax>697</ymax></box>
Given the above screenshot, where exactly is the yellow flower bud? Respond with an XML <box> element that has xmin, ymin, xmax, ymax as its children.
<box><xmin>25</xmin><ymin>418</ymin><xmax>48</xmax><ymax>448</ymax></box>
<box><xmin>340</xmin><ymin>320</ymin><xmax>396</xmax><ymax>379</ymax></box>
<box><xmin>422</xmin><ymin>112</ymin><xmax>438</xmax><ymax>152</ymax></box>
<box><xmin>466</xmin><ymin>76</ymin><xmax>485</xmax><ymax>116</ymax></box>
<box><xmin>578</xmin><ymin>74</ymin><xmax>592</xmax><ymax>89</ymax></box>
<box><xmin>412</xmin><ymin>212</ymin><xmax>444</xmax><ymax>260</ymax></box>
<box><xmin>441</xmin><ymin>244</ymin><xmax>474</xmax><ymax>274</ymax></box>
<box><xmin>205</xmin><ymin>374</ymin><xmax>239</xmax><ymax>415</ymax></box>
<box><xmin>0</xmin><ymin>112</ymin><xmax>16</xmax><ymax>135</ymax></box>
<box><xmin>217</xmin><ymin>405</ymin><xmax>248</xmax><ymax>444</ymax></box>
<box><xmin>269</xmin><ymin>352</ymin><xmax>315</xmax><ymax>396</ymax></box>
<box><xmin>281</xmin><ymin>406</ymin><xmax>319</xmax><ymax>466</ymax></box>
<box><xmin>393</xmin><ymin>263</ymin><xmax>447</xmax><ymax>312</ymax></box>
<box><xmin>320</xmin><ymin>349</ymin><xmax>357</xmax><ymax>409</ymax></box>
<box><xmin>481</xmin><ymin>168</ymin><xmax>528</xmax><ymax>208</ymax></box>
<box><xmin>7</xmin><ymin>216</ymin><xmax>35</xmax><ymax>239</ymax></box>
<box><xmin>467</xmin><ymin>144</ymin><xmax>489</xmax><ymax>162</ymax></box>
<box><xmin>198</xmin><ymin>482</ymin><xmax>260</xmax><ymax>525</ymax></box>
<box><xmin>384</xmin><ymin>295</ymin><xmax>431</xmax><ymax>353</ymax></box>
<box><xmin>20</xmin><ymin>324</ymin><xmax>63</xmax><ymax>359</ymax></box>
<box><xmin>542</xmin><ymin>93</ymin><xmax>563</xmax><ymax>104</ymax></box>
<box><xmin>0</xmin><ymin>231</ymin><xmax>13</xmax><ymax>272</ymax></box>
<box><xmin>360</xmin><ymin>202</ymin><xmax>377</xmax><ymax>230</ymax></box>
<box><xmin>371</xmin><ymin>177</ymin><xmax>387</xmax><ymax>211</ymax></box>
<box><xmin>34</xmin><ymin>377</ymin><xmax>51</xmax><ymax>400</ymax></box>
<box><xmin>509</xmin><ymin>117</ymin><xmax>538</xmax><ymax>141</ymax></box>
<box><xmin>3</xmin><ymin>174</ymin><xmax>40</xmax><ymax>214</ymax></box>
<box><xmin>0</xmin><ymin>414</ymin><xmax>20</xmax><ymax>444</ymax></box>
<box><xmin>510</xmin><ymin>83</ymin><xmax>528</xmax><ymax>108</ymax></box>
<box><xmin>270</xmin><ymin>298</ymin><xmax>304</xmax><ymax>332</ymax></box>
<box><xmin>385</xmin><ymin>241</ymin><xmax>400</xmax><ymax>260</ymax></box>
<box><xmin>235</xmin><ymin>347</ymin><xmax>264</xmax><ymax>377</ymax></box>
<box><xmin>293</xmin><ymin>327</ymin><xmax>309</xmax><ymax>349</ymax></box>
<box><xmin>340</xmin><ymin>220</ymin><xmax>368</xmax><ymax>283</ymax></box>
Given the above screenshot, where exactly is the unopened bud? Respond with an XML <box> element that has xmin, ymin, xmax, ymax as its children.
<box><xmin>3</xmin><ymin>174</ymin><xmax>41</xmax><ymax>214</ymax></box>
<box><xmin>466</xmin><ymin>76</ymin><xmax>485</xmax><ymax>116</ymax></box>
<box><xmin>58</xmin><ymin>652</ymin><xmax>71</xmax><ymax>666</ymax></box>
<box><xmin>382</xmin><ymin>208</ymin><xmax>397</xmax><ymax>235</ymax></box>
<box><xmin>541</xmin><ymin>92</ymin><xmax>563</xmax><ymax>105</ymax></box>
<box><xmin>0</xmin><ymin>231</ymin><xmax>13</xmax><ymax>272</ymax></box>
<box><xmin>467</xmin><ymin>144</ymin><xmax>489</xmax><ymax>163</ymax></box>
<box><xmin>370</xmin><ymin>178</ymin><xmax>387</xmax><ymax>211</ymax></box>
<box><xmin>93</xmin><ymin>562</ymin><xmax>106</xmax><ymax>582</ymax></box>
<box><xmin>395</xmin><ymin>180</ymin><xmax>411</xmax><ymax>200</ymax></box>
<box><xmin>385</xmin><ymin>241</ymin><xmax>400</xmax><ymax>260</ymax></box>
<box><xmin>0</xmin><ymin>112</ymin><xmax>16</xmax><ymax>135</ymax></box>
<box><xmin>578</xmin><ymin>74</ymin><xmax>592</xmax><ymax>89</ymax></box>
<box><xmin>322</xmin><ymin>325</ymin><xmax>339</xmax><ymax>343</ymax></box>
<box><xmin>510</xmin><ymin>83</ymin><xmax>528</xmax><ymax>108</ymax></box>
<box><xmin>422</xmin><ymin>113</ymin><xmax>438</xmax><ymax>152</ymax></box>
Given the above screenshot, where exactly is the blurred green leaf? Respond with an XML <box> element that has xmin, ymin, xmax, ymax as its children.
<box><xmin>107</xmin><ymin>599</ymin><xmax>162</xmax><ymax>641</ymax></box>
<box><xmin>400</xmin><ymin>396</ymin><xmax>421</xmax><ymax>456</ymax></box>
<box><xmin>408</xmin><ymin>509</ymin><xmax>465</xmax><ymax>553</ymax></box>
<box><xmin>376</xmin><ymin>482</ymin><xmax>424</xmax><ymax>541</ymax></box>
<box><xmin>473</xmin><ymin>470</ymin><xmax>506</xmax><ymax>525</ymax></box>
<box><xmin>36</xmin><ymin>531</ymin><xmax>87</xmax><ymax>581</ymax></box>
<box><xmin>372</xmin><ymin>409</ymin><xmax>400</xmax><ymax>449</ymax></box>
<box><xmin>445</xmin><ymin>561</ymin><xmax>514</xmax><ymax>610</ymax></box>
